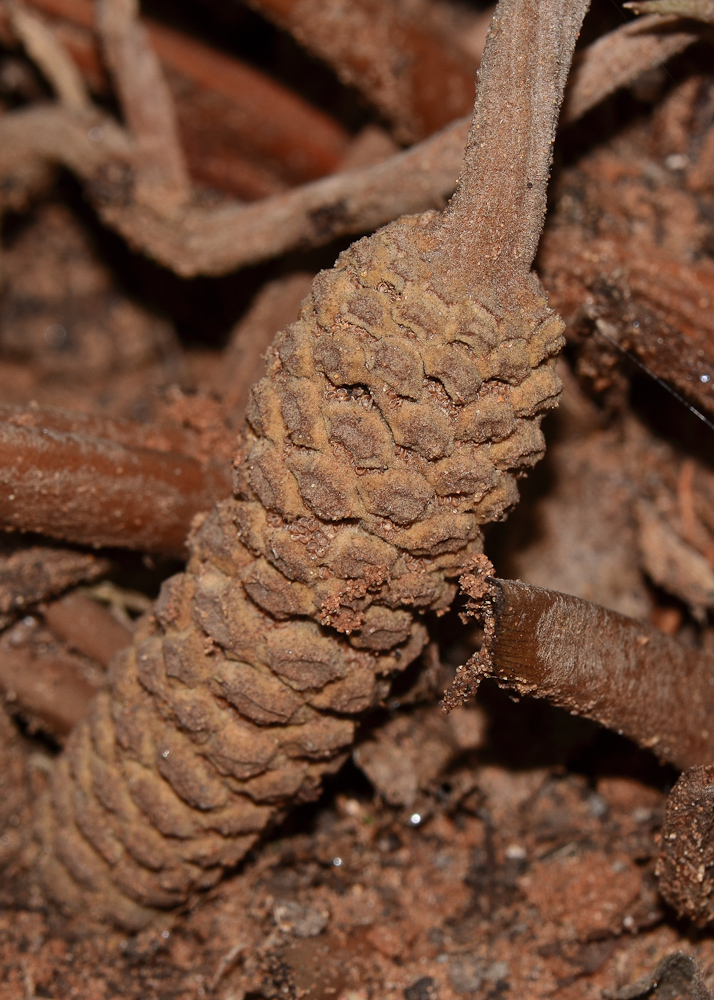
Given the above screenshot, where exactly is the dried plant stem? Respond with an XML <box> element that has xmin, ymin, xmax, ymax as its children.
<box><xmin>9</xmin><ymin>0</ymin><xmax>90</xmax><ymax>109</ymax></box>
<box><xmin>541</xmin><ymin>232</ymin><xmax>714</xmax><ymax>417</ymax></box>
<box><xmin>0</xmin><ymin>627</ymin><xmax>103</xmax><ymax>737</ymax></box>
<box><xmin>561</xmin><ymin>14</ymin><xmax>698</xmax><ymax>124</ymax></box>
<box><xmin>657</xmin><ymin>765</ymin><xmax>714</xmax><ymax>926</ymax></box>
<box><xmin>0</xmin><ymin>14</ymin><xmax>700</xmax><ymax>274</ymax></box>
<box><xmin>44</xmin><ymin>592</ymin><xmax>131</xmax><ymax>669</ymax></box>
<box><xmin>440</xmin><ymin>0</ymin><xmax>588</xmax><ymax>287</ymax></box>
<box><xmin>0</xmin><ymin>419</ymin><xmax>232</xmax><ymax>556</ymax></box>
<box><xmin>95</xmin><ymin>0</ymin><xmax>189</xmax><ymax>213</ymax></box>
<box><xmin>22</xmin><ymin>0</ymin><xmax>351</xmax><ymax>192</ymax></box>
<box><xmin>0</xmin><ymin>542</ymin><xmax>109</xmax><ymax>619</ymax></box>
<box><xmin>143</xmin><ymin>17</ymin><xmax>350</xmax><ymax>186</ymax></box>
<box><xmin>0</xmin><ymin>402</ymin><xmax>231</xmax><ymax>459</ymax></box>
<box><xmin>448</xmin><ymin>576</ymin><xmax>714</xmax><ymax>772</ymax></box>
<box><xmin>625</xmin><ymin>0</ymin><xmax>714</xmax><ymax>23</ymax></box>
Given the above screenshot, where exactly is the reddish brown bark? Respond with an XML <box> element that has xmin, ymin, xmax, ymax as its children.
<box><xmin>44</xmin><ymin>592</ymin><xmax>131</xmax><ymax>669</ymax></box>
<box><xmin>0</xmin><ymin>419</ymin><xmax>232</xmax><ymax>555</ymax></box>
<box><xmin>449</xmin><ymin>575</ymin><xmax>714</xmax><ymax>772</ymax></box>
<box><xmin>23</xmin><ymin>0</ymin><xmax>350</xmax><ymax>198</ymax></box>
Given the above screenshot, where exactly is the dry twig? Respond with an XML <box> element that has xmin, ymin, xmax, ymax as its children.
<box><xmin>245</xmin><ymin>0</ymin><xmax>479</xmax><ymax>143</ymax></box>
<box><xmin>95</xmin><ymin>0</ymin><xmax>189</xmax><ymax>214</ymax></box>
<box><xmin>0</xmin><ymin>618</ymin><xmax>104</xmax><ymax>737</ymax></box>
<box><xmin>7</xmin><ymin>0</ymin><xmax>90</xmax><ymax>109</ymax></box>
<box><xmin>44</xmin><ymin>591</ymin><xmax>131</xmax><ymax>669</ymax></box>
<box><xmin>625</xmin><ymin>0</ymin><xmax>714</xmax><ymax>22</ymax></box>
<box><xmin>542</xmin><ymin>233</ymin><xmax>714</xmax><ymax>417</ymax></box>
<box><xmin>21</xmin><ymin>0</ymin><xmax>351</xmax><ymax>197</ymax></box>
<box><xmin>0</xmin><ymin>540</ymin><xmax>109</xmax><ymax>622</ymax></box>
<box><xmin>561</xmin><ymin>14</ymin><xmax>698</xmax><ymax>124</ymax></box>
<box><xmin>0</xmin><ymin>13</ymin><xmax>703</xmax><ymax>273</ymax></box>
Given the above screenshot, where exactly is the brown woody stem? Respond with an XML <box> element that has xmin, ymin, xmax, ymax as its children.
<box><xmin>0</xmin><ymin>624</ymin><xmax>102</xmax><ymax>737</ymax></box>
<box><xmin>0</xmin><ymin>420</ymin><xmax>231</xmax><ymax>556</ymax></box>
<box><xmin>439</xmin><ymin>0</ymin><xmax>590</xmax><ymax>287</ymax></box>
<box><xmin>44</xmin><ymin>592</ymin><xmax>131</xmax><ymax>669</ymax></box>
<box><xmin>447</xmin><ymin>577</ymin><xmax>714</xmax><ymax>771</ymax></box>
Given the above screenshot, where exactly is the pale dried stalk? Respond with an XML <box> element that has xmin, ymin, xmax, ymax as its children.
<box><xmin>95</xmin><ymin>0</ymin><xmax>189</xmax><ymax>213</ymax></box>
<box><xmin>440</xmin><ymin>0</ymin><xmax>587</xmax><ymax>287</ymax></box>
<box><xmin>625</xmin><ymin>0</ymin><xmax>714</xmax><ymax>22</ymax></box>
<box><xmin>8</xmin><ymin>0</ymin><xmax>90</xmax><ymax>108</ymax></box>
<box><xmin>0</xmin><ymin>14</ymin><xmax>701</xmax><ymax>274</ymax></box>
<box><xmin>561</xmin><ymin>14</ymin><xmax>697</xmax><ymax>124</ymax></box>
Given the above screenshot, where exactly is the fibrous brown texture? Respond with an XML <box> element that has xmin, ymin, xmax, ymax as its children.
<box><xmin>541</xmin><ymin>72</ymin><xmax>714</xmax><ymax>420</ymax></box>
<box><xmin>545</xmin><ymin>237</ymin><xmax>714</xmax><ymax>417</ymax></box>
<box><xmin>448</xmin><ymin>575</ymin><xmax>714</xmax><ymax>772</ymax></box>
<box><xmin>246</xmin><ymin>0</ymin><xmax>479</xmax><ymax>143</ymax></box>
<box><xmin>32</xmin><ymin>0</ymin><xmax>590</xmax><ymax>929</ymax></box>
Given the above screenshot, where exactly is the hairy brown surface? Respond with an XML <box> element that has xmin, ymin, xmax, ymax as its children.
<box><xmin>451</xmin><ymin>576</ymin><xmax>714</xmax><ymax>771</ymax></box>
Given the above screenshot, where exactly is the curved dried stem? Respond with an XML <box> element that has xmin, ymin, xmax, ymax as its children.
<box><xmin>0</xmin><ymin>414</ymin><xmax>232</xmax><ymax>555</ymax></box>
<box><xmin>8</xmin><ymin>0</ymin><xmax>90</xmax><ymax>109</ymax></box>
<box><xmin>438</xmin><ymin>0</ymin><xmax>591</xmax><ymax>290</ymax></box>
<box><xmin>625</xmin><ymin>0</ymin><xmax>714</xmax><ymax>22</ymax></box>
<box><xmin>563</xmin><ymin>13</ymin><xmax>698</xmax><ymax>123</ymax></box>
<box><xmin>245</xmin><ymin>0</ymin><xmax>479</xmax><ymax>143</ymax></box>
<box><xmin>95</xmin><ymin>0</ymin><xmax>189</xmax><ymax>214</ymax></box>
<box><xmin>0</xmin><ymin>9</ymin><xmax>704</xmax><ymax>276</ymax></box>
